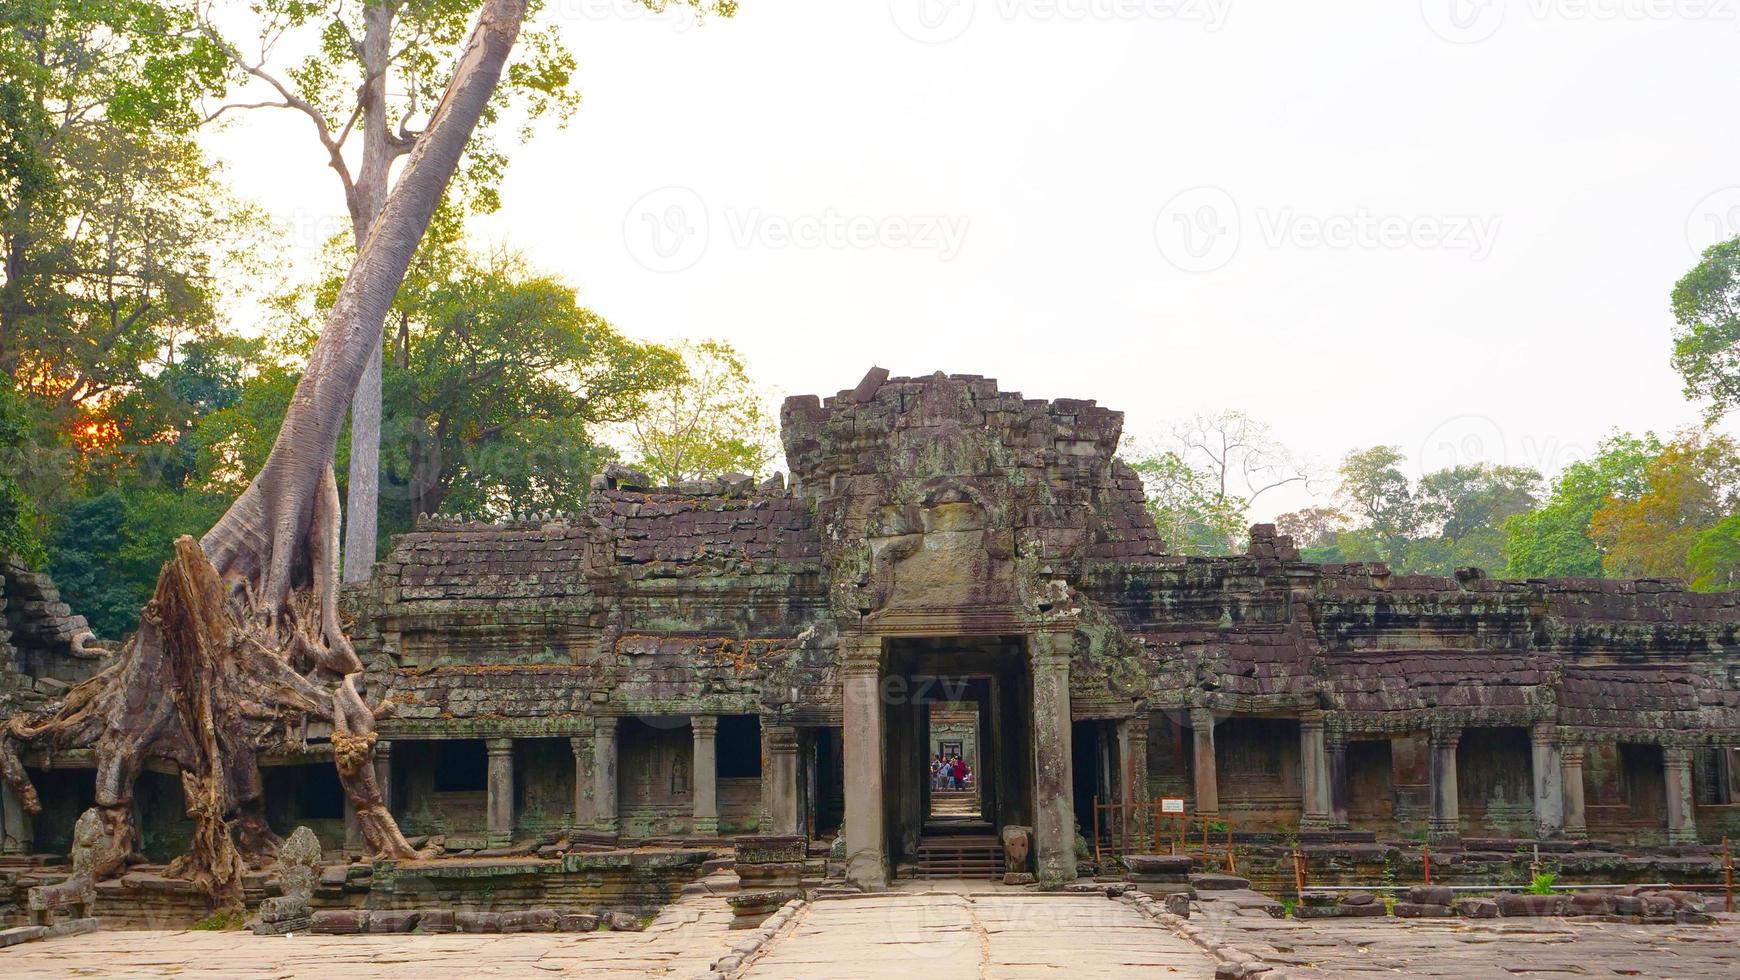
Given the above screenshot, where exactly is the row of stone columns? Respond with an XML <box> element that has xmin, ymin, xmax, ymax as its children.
<box><xmin>1183</xmin><ymin>713</ymin><xmax>1705</xmax><ymax>844</ymax></box>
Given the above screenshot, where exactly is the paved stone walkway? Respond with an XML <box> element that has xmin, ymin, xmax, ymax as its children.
<box><xmin>1190</xmin><ymin>891</ymin><xmax>1740</xmax><ymax>979</ymax></box>
<box><xmin>0</xmin><ymin>894</ymin><xmax>740</xmax><ymax>979</ymax></box>
<box><xmin>740</xmin><ymin>890</ymin><xmax>1214</xmax><ymax>979</ymax></box>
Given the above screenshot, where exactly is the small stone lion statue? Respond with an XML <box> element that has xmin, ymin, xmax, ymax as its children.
<box><xmin>1001</xmin><ymin>824</ymin><xmax>1033</xmax><ymax>881</ymax></box>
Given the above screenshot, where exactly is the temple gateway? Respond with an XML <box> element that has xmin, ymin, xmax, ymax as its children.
<box><xmin>6</xmin><ymin>368</ymin><xmax>1740</xmax><ymax>889</ymax></box>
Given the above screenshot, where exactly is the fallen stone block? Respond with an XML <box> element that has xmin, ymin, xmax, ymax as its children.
<box><xmin>1497</xmin><ymin>893</ymin><xmax>1565</xmax><ymax>917</ymax></box>
<box><xmin>1611</xmin><ymin>895</ymin><xmax>1644</xmax><ymax>916</ymax></box>
<box><xmin>501</xmin><ymin>909</ymin><xmax>559</xmax><ymax>933</ymax></box>
<box><xmin>1393</xmin><ymin>902</ymin><xmax>1453</xmax><ymax>918</ymax></box>
<box><xmin>1407</xmin><ymin>885</ymin><xmax>1454</xmax><ymax>906</ymax></box>
<box><xmin>1676</xmin><ymin>909</ymin><xmax>1717</xmax><ymax>925</ymax></box>
<box><xmin>1567</xmin><ymin>893</ymin><xmax>1613</xmax><ymax>915</ymax></box>
<box><xmin>0</xmin><ymin>925</ymin><xmax>49</xmax><ymax>948</ymax></box>
<box><xmin>1190</xmin><ymin>873</ymin><xmax>1250</xmax><ymax>891</ymax></box>
<box><xmin>1164</xmin><ymin>893</ymin><xmax>1191</xmax><ymax>918</ymax></box>
<box><xmin>1453</xmin><ymin>897</ymin><xmax>1498</xmax><ymax>919</ymax></box>
<box><xmin>418</xmin><ymin>909</ymin><xmax>456</xmax><ymax>933</ymax></box>
<box><xmin>1340</xmin><ymin>891</ymin><xmax>1377</xmax><ymax>907</ymax></box>
<box><xmin>606</xmin><ymin>910</ymin><xmax>645</xmax><ymax>932</ymax></box>
<box><xmin>557</xmin><ymin>912</ymin><xmax>600</xmax><ymax>932</ymax></box>
<box><xmin>454</xmin><ymin>911</ymin><xmax>502</xmax><ymax>933</ymax></box>
<box><xmin>1292</xmin><ymin>905</ymin><xmax>1342</xmax><ymax>919</ymax></box>
<box><xmin>310</xmin><ymin>910</ymin><xmax>369</xmax><ymax>934</ymax></box>
<box><xmin>252</xmin><ymin>915</ymin><xmax>311</xmax><ymax>936</ymax></box>
<box><xmin>368</xmin><ymin>910</ymin><xmax>421</xmax><ymax>933</ymax></box>
<box><xmin>1124</xmin><ymin>854</ymin><xmax>1193</xmax><ymax>876</ymax></box>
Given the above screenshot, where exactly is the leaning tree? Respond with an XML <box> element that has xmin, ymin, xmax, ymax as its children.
<box><xmin>0</xmin><ymin>0</ymin><xmax>528</xmax><ymax>913</ymax></box>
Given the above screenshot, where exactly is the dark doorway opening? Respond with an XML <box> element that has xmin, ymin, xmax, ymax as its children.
<box><xmin>882</xmin><ymin>635</ymin><xmax>1031</xmax><ymax>878</ymax></box>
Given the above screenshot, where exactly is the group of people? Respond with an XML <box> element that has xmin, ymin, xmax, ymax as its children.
<box><xmin>930</xmin><ymin>752</ymin><xmax>972</xmax><ymax>790</ymax></box>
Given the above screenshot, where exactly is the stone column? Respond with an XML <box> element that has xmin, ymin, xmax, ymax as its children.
<box><xmin>692</xmin><ymin>716</ymin><xmax>719</xmax><ymax>835</ymax></box>
<box><xmin>1327</xmin><ymin>730</ymin><xmax>1350</xmax><ymax>830</ymax></box>
<box><xmin>0</xmin><ymin>778</ymin><xmax>29</xmax><ymax>853</ymax></box>
<box><xmin>374</xmin><ymin>740</ymin><xmax>394</xmax><ymax>816</ymax></box>
<box><xmin>841</xmin><ymin>636</ymin><xmax>887</xmax><ymax>890</ymax></box>
<box><xmin>343</xmin><ymin>795</ymin><xmax>361</xmax><ymax>852</ymax></box>
<box><xmin>1561</xmin><ymin>744</ymin><xmax>1588</xmax><ymax>840</ymax></box>
<box><xmin>1664</xmin><ymin>746</ymin><xmax>1699</xmax><ymax>844</ymax></box>
<box><xmin>1530</xmin><ymin>723</ymin><xmax>1564</xmax><ymax>839</ymax></box>
<box><xmin>569</xmin><ymin>734</ymin><xmax>594</xmax><ymax>835</ymax></box>
<box><xmin>1300</xmin><ymin>711</ymin><xmax>1333</xmax><ymax>830</ymax></box>
<box><xmin>1118</xmin><ymin>713</ymin><xmax>1150</xmax><ymax>808</ymax></box>
<box><xmin>1428</xmin><ymin>727</ymin><xmax>1462</xmax><ymax>842</ymax></box>
<box><xmin>1190</xmin><ymin>706</ymin><xmax>1219</xmax><ymax>819</ymax></box>
<box><xmin>593</xmin><ymin>718</ymin><xmax>619</xmax><ymax>835</ymax></box>
<box><xmin>486</xmin><ymin>737</ymin><xmax>515</xmax><ymax>847</ymax></box>
<box><xmin>1030</xmin><ymin>629</ymin><xmax>1078</xmax><ymax>888</ymax></box>
<box><xmin>764</xmin><ymin>724</ymin><xmax>801</xmax><ymax>835</ymax></box>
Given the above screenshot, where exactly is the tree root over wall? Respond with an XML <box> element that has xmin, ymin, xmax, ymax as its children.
<box><xmin>0</xmin><ymin>470</ymin><xmax>419</xmax><ymax>914</ymax></box>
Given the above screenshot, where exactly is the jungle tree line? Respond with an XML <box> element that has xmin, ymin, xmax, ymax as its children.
<box><xmin>0</xmin><ymin>0</ymin><xmax>763</xmax><ymax>639</ymax></box>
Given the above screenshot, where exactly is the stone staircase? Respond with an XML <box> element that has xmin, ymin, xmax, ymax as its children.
<box><xmin>911</xmin><ymin>833</ymin><xmax>1003</xmax><ymax>879</ymax></box>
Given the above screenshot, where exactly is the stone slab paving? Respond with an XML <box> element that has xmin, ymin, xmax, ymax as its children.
<box><xmin>740</xmin><ymin>889</ymin><xmax>1214</xmax><ymax>979</ymax></box>
<box><xmin>0</xmin><ymin>894</ymin><xmax>739</xmax><ymax>979</ymax></box>
<box><xmin>1190</xmin><ymin>898</ymin><xmax>1740</xmax><ymax>979</ymax></box>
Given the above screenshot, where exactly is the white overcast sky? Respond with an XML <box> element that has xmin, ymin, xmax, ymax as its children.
<box><xmin>203</xmin><ymin>0</ymin><xmax>1740</xmax><ymax>519</ymax></box>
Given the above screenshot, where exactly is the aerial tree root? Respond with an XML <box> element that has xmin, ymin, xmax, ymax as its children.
<box><xmin>0</xmin><ymin>471</ymin><xmax>419</xmax><ymax>911</ymax></box>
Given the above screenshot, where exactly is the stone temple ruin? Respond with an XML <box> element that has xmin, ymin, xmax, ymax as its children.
<box><xmin>5</xmin><ymin>368</ymin><xmax>1740</xmax><ymax>923</ymax></box>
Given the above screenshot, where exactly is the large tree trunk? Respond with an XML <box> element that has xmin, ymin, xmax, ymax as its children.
<box><xmin>341</xmin><ymin>0</ymin><xmax>398</xmax><ymax>584</ymax></box>
<box><xmin>1</xmin><ymin>0</ymin><xmax>528</xmax><ymax>910</ymax></box>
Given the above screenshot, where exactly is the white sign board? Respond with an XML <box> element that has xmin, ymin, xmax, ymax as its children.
<box><xmin>1160</xmin><ymin>797</ymin><xmax>1186</xmax><ymax>815</ymax></box>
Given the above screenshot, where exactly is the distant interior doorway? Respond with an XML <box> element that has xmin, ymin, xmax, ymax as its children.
<box><xmin>927</xmin><ymin>702</ymin><xmax>981</xmax><ymax>823</ymax></box>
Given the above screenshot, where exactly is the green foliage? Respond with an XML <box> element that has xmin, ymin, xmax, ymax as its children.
<box><xmin>1127</xmin><ymin>450</ymin><xmax>1244</xmax><ymax>555</ymax></box>
<box><xmin>626</xmin><ymin>340</ymin><xmax>777</xmax><ymax>487</ymax></box>
<box><xmin>190</xmin><ymin>908</ymin><xmax>245</xmax><ymax>930</ymax></box>
<box><xmin>0</xmin><ymin>375</ymin><xmax>44</xmax><ymax>564</ymax></box>
<box><xmin>1328</xmin><ymin>449</ymin><xmax>1540</xmax><ymax>576</ymax></box>
<box><xmin>1671</xmin><ymin>237</ymin><xmax>1740</xmax><ymax>422</ymax></box>
<box><xmin>1503</xmin><ymin>433</ymin><xmax>1661</xmax><ymax>578</ymax></box>
<box><xmin>1525</xmin><ymin>872</ymin><xmax>1558</xmax><ymax>895</ymax></box>
<box><xmin>1590</xmin><ymin>430</ymin><xmax>1740</xmax><ymax>586</ymax></box>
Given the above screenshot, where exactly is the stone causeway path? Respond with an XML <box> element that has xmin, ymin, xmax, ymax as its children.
<box><xmin>740</xmin><ymin>890</ymin><xmax>1213</xmax><ymax>979</ymax></box>
<box><xmin>6</xmin><ymin>883</ymin><xmax>1740</xmax><ymax>978</ymax></box>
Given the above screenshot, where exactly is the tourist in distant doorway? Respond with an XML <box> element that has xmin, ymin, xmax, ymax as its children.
<box><xmin>951</xmin><ymin>755</ymin><xmax>966</xmax><ymax>790</ymax></box>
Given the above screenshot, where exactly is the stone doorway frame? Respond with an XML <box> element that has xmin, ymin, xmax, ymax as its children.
<box><xmin>840</xmin><ymin>627</ymin><xmax>1078</xmax><ymax>890</ymax></box>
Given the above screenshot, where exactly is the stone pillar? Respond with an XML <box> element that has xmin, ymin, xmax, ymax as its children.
<box><xmin>569</xmin><ymin>734</ymin><xmax>593</xmax><ymax>835</ymax></box>
<box><xmin>486</xmin><ymin>737</ymin><xmax>515</xmax><ymax>847</ymax></box>
<box><xmin>1561</xmin><ymin>745</ymin><xmax>1588</xmax><ymax>840</ymax></box>
<box><xmin>692</xmin><ymin>716</ymin><xmax>719</xmax><ymax>835</ymax></box>
<box><xmin>1300</xmin><ymin>711</ymin><xmax>1333</xmax><ymax>830</ymax></box>
<box><xmin>840</xmin><ymin>636</ymin><xmax>887</xmax><ymax>890</ymax></box>
<box><xmin>1118</xmin><ymin>713</ymin><xmax>1150</xmax><ymax>807</ymax></box>
<box><xmin>1428</xmin><ymin>727</ymin><xmax>1461</xmax><ymax>842</ymax></box>
<box><xmin>764</xmin><ymin>724</ymin><xmax>800</xmax><ymax>835</ymax></box>
<box><xmin>0</xmin><ymin>778</ymin><xmax>29</xmax><ymax>853</ymax></box>
<box><xmin>593</xmin><ymin>718</ymin><xmax>619</xmax><ymax>835</ymax></box>
<box><xmin>374</xmin><ymin>740</ymin><xmax>394</xmax><ymax>816</ymax></box>
<box><xmin>1190</xmin><ymin>706</ymin><xmax>1219</xmax><ymax>819</ymax></box>
<box><xmin>343</xmin><ymin>796</ymin><xmax>361</xmax><ymax>852</ymax></box>
<box><xmin>1030</xmin><ymin>629</ymin><xmax>1077</xmax><ymax>888</ymax></box>
<box><xmin>1530</xmin><ymin>723</ymin><xmax>1564</xmax><ymax>840</ymax></box>
<box><xmin>1664</xmin><ymin>746</ymin><xmax>1699</xmax><ymax>844</ymax></box>
<box><xmin>1327</xmin><ymin>730</ymin><xmax>1350</xmax><ymax>830</ymax></box>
